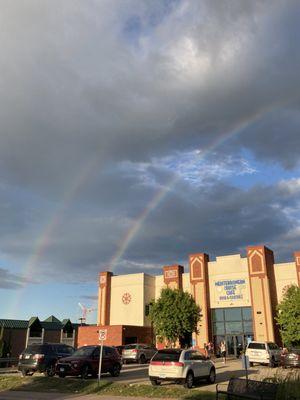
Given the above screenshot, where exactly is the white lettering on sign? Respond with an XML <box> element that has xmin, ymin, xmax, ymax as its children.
<box><xmin>99</xmin><ymin>329</ymin><xmax>107</xmax><ymax>341</ymax></box>
<box><xmin>100</xmin><ymin>275</ymin><xmax>106</xmax><ymax>285</ymax></box>
<box><xmin>165</xmin><ymin>270</ymin><xmax>178</xmax><ymax>279</ymax></box>
<box><xmin>215</xmin><ymin>279</ymin><xmax>246</xmax><ymax>301</ymax></box>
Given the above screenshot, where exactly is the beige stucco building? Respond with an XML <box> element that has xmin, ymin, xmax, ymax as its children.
<box><xmin>94</xmin><ymin>246</ymin><xmax>300</xmax><ymax>355</ymax></box>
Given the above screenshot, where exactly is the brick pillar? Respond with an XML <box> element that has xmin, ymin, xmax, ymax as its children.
<box><xmin>163</xmin><ymin>265</ymin><xmax>184</xmax><ymax>289</ymax></box>
<box><xmin>247</xmin><ymin>246</ymin><xmax>278</xmax><ymax>342</ymax></box>
<box><xmin>294</xmin><ymin>252</ymin><xmax>300</xmax><ymax>286</ymax></box>
<box><xmin>189</xmin><ymin>253</ymin><xmax>210</xmax><ymax>349</ymax></box>
<box><xmin>97</xmin><ymin>271</ymin><xmax>113</xmax><ymax>326</ymax></box>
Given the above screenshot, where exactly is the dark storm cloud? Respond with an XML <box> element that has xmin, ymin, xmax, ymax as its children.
<box><xmin>0</xmin><ymin>0</ymin><xmax>299</xmax><ymax>283</ymax></box>
<box><xmin>0</xmin><ymin>0</ymin><xmax>299</xmax><ymax>196</ymax></box>
<box><xmin>1</xmin><ymin>165</ymin><xmax>299</xmax><ymax>282</ymax></box>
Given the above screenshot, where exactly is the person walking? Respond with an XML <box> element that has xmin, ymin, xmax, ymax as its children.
<box><xmin>220</xmin><ymin>340</ymin><xmax>226</xmax><ymax>364</ymax></box>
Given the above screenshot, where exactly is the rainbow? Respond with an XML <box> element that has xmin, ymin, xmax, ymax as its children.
<box><xmin>107</xmin><ymin>108</ymin><xmax>270</xmax><ymax>271</ymax></box>
<box><xmin>9</xmin><ymin>106</ymin><xmax>272</xmax><ymax>316</ymax></box>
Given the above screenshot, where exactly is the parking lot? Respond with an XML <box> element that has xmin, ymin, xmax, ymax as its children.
<box><xmin>3</xmin><ymin>357</ymin><xmax>296</xmax><ymax>391</ymax></box>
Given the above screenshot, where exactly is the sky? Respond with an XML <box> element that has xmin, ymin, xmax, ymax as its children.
<box><xmin>1</xmin><ymin>0</ymin><xmax>300</xmax><ymax>324</ymax></box>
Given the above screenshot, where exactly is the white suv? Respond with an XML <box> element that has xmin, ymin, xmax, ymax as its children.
<box><xmin>149</xmin><ymin>349</ymin><xmax>216</xmax><ymax>388</ymax></box>
<box><xmin>245</xmin><ymin>342</ymin><xmax>282</xmax><ymax>367</ymax></box>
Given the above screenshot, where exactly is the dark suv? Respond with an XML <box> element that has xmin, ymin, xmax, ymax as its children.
<box><xmin>18</xmin><ymin>343</ymin><xmax>74</xmax><ymax>376</ymax></box>
<box><xmin>56</xmin><ymin>345</ymin><xmax>122</xmax><ymax>379</ymax></box>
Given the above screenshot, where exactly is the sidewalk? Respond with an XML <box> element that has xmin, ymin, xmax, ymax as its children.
<box><xmin>0</xmin><ymin>392</ymin><xmax>171</xmax><ymax>400</ymax></box>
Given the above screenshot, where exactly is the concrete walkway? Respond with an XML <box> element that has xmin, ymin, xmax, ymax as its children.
<box><xmin>0</xmin><ymin>393</ymin><xmax>169</xmax><ymax>400</ymax></box>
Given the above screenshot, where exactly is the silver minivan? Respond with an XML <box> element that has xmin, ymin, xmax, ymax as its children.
<box><xmin>122</xmin><ymin>344</ymin><xmax>157</xmax><ymax>364</ymax></box>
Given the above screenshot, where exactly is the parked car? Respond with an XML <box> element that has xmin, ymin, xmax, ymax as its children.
<box><xmin>56</xmin><ymin>345</ymin><xmax>122</xmax><ymax>379</ymax></box>
<box><xmin>149</xmin><ymin>348</ymin><xmax>216</xmax><ymax>388</ymax></box>
<box><xmin>245</xmin><ymin>341</ymin><xmax>281</xmax><ymax>367</ymax></box>
<box><xmin>18</xmin><ymin>343</ymin><xmax>74</xmax><ymax>377</ymax></box>
<box><xmin>281</xmin><ymin>348</ymin><xmax>300</xmax><ymax>368</ymax></box>
<box><xmin>122</xmin><ymin>344</ymin><xmax>157</xmax><ymax>364</ymax></box>
<box><xmin>114</xmin><ymin>345</ymin><xmax>125</xmax><ymax>356</ymax></box>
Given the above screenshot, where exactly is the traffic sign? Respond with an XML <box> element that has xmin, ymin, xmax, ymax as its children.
<box><xmin>98</xmin><ymin>329</ymin><xmax>107</xmax><ymax>341</ymax></box>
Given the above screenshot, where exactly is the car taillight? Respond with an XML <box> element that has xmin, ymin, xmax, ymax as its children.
<box><xmin>33</xmin><ymin>353</ymin><xmax>45</xmax><ymax>361</ymax></box>
<box><xmin>172</xmin><ymin>362</ymin><xmax>184</xmax><ymax>367</ymax></box>
<box><xmin>131</xmin><ymin>349</ymin><xmax>138</xmax><ymax>353</ymax></box>
<box><xmin>150</xmin><ymin>361</ymin><xmax>184</xmax><ymax>367</ymax></box>
<box><xmin>150</xmin><ymin>361</ymin><xmax>163</xmax><ymax>365</ymax></box>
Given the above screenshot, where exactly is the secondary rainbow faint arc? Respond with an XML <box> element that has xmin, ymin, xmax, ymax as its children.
<box><xmin>8</xmin><ymin>158</ymin><xmax>100</xmax><ymax>316</ymax></box>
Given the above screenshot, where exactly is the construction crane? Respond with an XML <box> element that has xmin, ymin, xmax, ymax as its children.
<box><xmin>78</xmin><ymin>302</ymin><xmax>96</xmax><ymax>325</ymax></box>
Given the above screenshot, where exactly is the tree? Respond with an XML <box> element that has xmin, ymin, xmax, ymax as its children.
<box><xmin>276</xmin><ymin>285</ymin><xmax>300</xmax><ymax>347</ymax></box>
<box><xmin>149</xmin><ymin>288</ymin><xmax>201</xmax><ymax>347</ymax></box>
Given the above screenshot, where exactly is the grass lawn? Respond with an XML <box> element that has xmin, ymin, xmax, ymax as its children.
<box><xmin>0</xmin><ymin>376</ymin><xmax>215</xmax><ymax>399</ymax></box>
<box><xmin>0</xmin><ymin>375</ymin><xmax>299</xmax><ymax>399</ymax></box>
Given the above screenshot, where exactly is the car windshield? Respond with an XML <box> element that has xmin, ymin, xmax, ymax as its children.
<box><xmin>152</xmin><ymin>350</ymin><xmax>181</xmax><ymax>362</ymax></box>
<box><xmin>24</xmin><ymin>345</ymin><xmax>47</xmax><ymax>353</ymax></box>
<box><xmin>72</xmin><ymin>347</ymin><xmax>96</xmax><ymax>357</ymax></box>
<box><xmin>247</xmin><ymin>343</ymin><xmax>266</xmax><ymax>350</ymax></box>
<box><xmin>124</xmin><ymin>345</ymin><xmax>137</xmax><ymax>349</ymax></box>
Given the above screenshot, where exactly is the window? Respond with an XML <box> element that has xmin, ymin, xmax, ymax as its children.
<box><xmin>73</xmin><ymin>346</ymin><xmax>95</xmax><ymax>357</ymax></box>
<box><xmin>63</xmin><ymin>345</ymin><xmax>74</xmax><ymax>354</ymax></box>
<box><xmin>213</xmin><ymin>322</ymin><xmax>225</xmax><ymax>335</ymax></box>
<box><xmin>104</xmin><ymin>347</ymin><xmax>113</xmax><ymax>356</ymax></box>
<box><xmin>242</xmin><ymin>307</ymin><xmax>252</xmax><ymax>321</ymax></box>
<box><xmin>192</xmin><ymin>351</ymin><xmax>206</xmax><ymax>361</ymax></box>
<box><xmin>93</xmin><ymin>348</ymin><xmax>100</xmax><ymax>357</ymax></box>
<box><xmin>152</xmin><ymin>350</ymin><xmax>181</xmax><ymax>362</ymax></box>
<box><xmin>212</xmin><ymin>307</ymin><xmax>253</xmax><ymax>337</ymax></box>
<box><xmin>225</xmin><ymin>322</ymin><xmax>243</xmax><ymax>334</ymax></box>
<box><xmin>225</xmin><ymin>308</ymin><xmax>242</xmax><ymax>321</ymax></box>
<box><xmin>247</xmin><ymin>343</ymin><xmax>266</xmax><ymax>350</ymax></box>
<box><xmin>145</xmin><ymin>304</ymin><xmax>150</xmax><ymax>316</ymax></box>
<box><xmin>243</xmin><ymin>321</ymin><xmax>253</xmax><ymax>334</ymax></box>
<box><xmin>212</xmin><ymin>309</ymin><xmax>224</xmax><ymax>322</ymax></box>
<box><xmin>124</xmin><ymin>344</ymin><xmax>138</xmax><ymax>350</ymax></box>
<box><xmin>184</xmin><ymin>351</ymin><xmax>192</xmax><ymax>360</ymax></box>
<box><xmin>267</xmin><ymin>343</ymin><xmax>279</xmax><ymax>350</ymax></box>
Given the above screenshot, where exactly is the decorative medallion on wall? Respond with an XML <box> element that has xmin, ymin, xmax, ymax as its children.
<box><xmin>122</xmin><ymin>292</ymin><xmax>131</xmax><ymax>305</ymax></box>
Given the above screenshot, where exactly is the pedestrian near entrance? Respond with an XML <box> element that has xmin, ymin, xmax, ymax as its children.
<box><xmin>207</xmin><ymin>342</ymin><xmax>214</xmax><ymax>359</ymax></box>
<box><xmin>220</xmin><ymin>341</ymin><xmax>226</xmax><ymax>364</ymax></box>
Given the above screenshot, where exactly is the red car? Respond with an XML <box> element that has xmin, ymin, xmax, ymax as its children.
<box><xmin>56</xmin><ymin>345</ymin><xmax>122</xmax><ymax>379</ymax></box>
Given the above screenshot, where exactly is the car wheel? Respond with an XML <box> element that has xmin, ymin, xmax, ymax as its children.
<box><xmin>81</xmin><ymin>365</ymin><xmax>90</xmax><ymax>379</ymax></box>
<box><xmin>207</xmin><ymin>368</ymin><xmax>216</xmax><ymax>384</ymax></box>
<box><xmin>150</xmin><ymin>378</ymin><xmax>161</xmax><ymax>386</ymax></box>
<box><xmin>139</xmin><ymin>354</ymin><xmax>146</xmax><ymax>364</ymax></box>
<box><xmin>110</xmin><ymin>363</ymin><xmax>121</xmax><ymax>377</ymax></box>
<box><xmin>44</xmin><ymin>364</ymin><xmax>56</xmax><ymax>377</ymax></box>
<box><xmin>184</xmin><ymin>371</ymin><xmax>194</xmax><ymax>389</ymax></box>
<box><xmin>58</xmin><ymin>372</ymin><xmax>66</xmax><ymax>378</ymax></box>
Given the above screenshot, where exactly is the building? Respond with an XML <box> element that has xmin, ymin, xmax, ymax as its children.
<box><xmin>0</xmin><ymin>316</ymin><xmax>81</xmax><ymax>358</ymax></box>
<box><xmin>78</xmin><ymin>246</ymin><xmax>300</xmax><ymax>356</ymax></box>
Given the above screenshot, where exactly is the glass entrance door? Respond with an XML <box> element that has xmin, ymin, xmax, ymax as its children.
<box><xmin>226</xmin><ymin>335</ymin><xmax>245</xmax><ymax>357</ymax></box>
